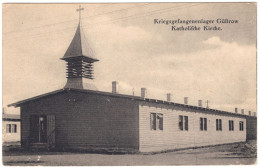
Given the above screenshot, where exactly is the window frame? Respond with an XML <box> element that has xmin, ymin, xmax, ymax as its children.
<box><xmin>179</xmin><ymin>115</ymin><xmax>188</xmax><ymax>131</ymax></box>
<box><xmin>204</xmin><ymin>118</ymin><xmax>207</xmax><ymax>131</ymax></box>
<box><xmin>150</xmin><ymin>113</ymin><xmax>156</xmax><ymax>130</ymax></box>
<box><xmin>6</xmin><ymin>124</ymin><xmax>11</xmax><ymax>133</ymax></box>
<box><xmin>216</xmin><ymin>119</ymin><xmax>222</xmax><ymax>131</ymax></box>
<box><xmin>157</xmin><ymin>113</ymin><xmax>163</xmax><ymax>131</ymax></box>
<box><xmin>200</xmin><ymin>118</ymin><xmax>203</xmax><ymax>131</ymax></box>
<box><xmin>229</xmin><ymin>120</ymin><xmax>234</xmax><ymax>131</ymax></box>
<box><xmin>12</xmin><ymin>124</ymin><xmax>17</xmax><ymax>133</ymax></box>
<box><xmin>200</xmin><ymin>117</ymin><xmax>207</xmax><ymax>131</ymax></box>
<box><xmin>6</xmin><ymin>124</ymin><xmax>17</xmax><ymax>133</ymax></box>
<box><xmin>239</xmin><ymin>121</ymin><xmax>244</xmax><ymax>131</ymax></box>
<box><xmin>179</xmin><ymin>115</ymin><xmax>184</xmax><ymax>131</ymax></box>
<box><xmin>184</xmin><ymin>116</ymin><xmax>188</xmax><ymax>131</ymax></box>
<box><xmin>150</xmin><ymin>113</ymin><xmax>163</xmax><ymax>131</ymax></box>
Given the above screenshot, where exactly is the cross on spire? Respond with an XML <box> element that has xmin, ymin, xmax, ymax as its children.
<box><xmin>77</xmin><ymin>5</ymin><xmax>84</xmax><ymax>21</ymax></box>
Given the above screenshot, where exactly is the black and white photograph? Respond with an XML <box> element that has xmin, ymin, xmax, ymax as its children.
<box><xmin>2</xmin><ymin>2</ymin><xmax>257</xmax><ymax>166</ymax></box>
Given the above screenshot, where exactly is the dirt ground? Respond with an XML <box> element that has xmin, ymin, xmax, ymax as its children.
<box><xmin>2</xmin><ymin>140</ymin><xmax>257</xmax><ymax>166</ymax></box>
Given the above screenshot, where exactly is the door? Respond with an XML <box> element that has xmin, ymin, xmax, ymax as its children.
<box><xmin>39</xmin><ymin>115</ymin><xmax>47</xmax><ymax>143</ymax></box>
<box><xmin>47</xmin><ymin>115</ymin><xmax>55</xmax><ymax>148</ymax></box>
<box><xmin>29</xmin><ymin>115</ymin><xmax>47</xmax><ymax>143</ymax></box>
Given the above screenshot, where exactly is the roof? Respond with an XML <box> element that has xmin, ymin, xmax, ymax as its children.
<box><xmin>8</xmin><ymin>88</ymin><xmax>253</xmax><ymax>119</ymax></box>
<box><xmin>8</xmin><ymin>88</ymin><xmax>142</xmax><ymax>107</ymax></box>
<box><xmin>8</xmin><ymin>89</ymin><xmax>65</xmax><ymax>107</ymax></box>
<box><xmin>62</xmin><ymin>22</ymin><xmax>99</xmax><ymax>62</ymax></box>
<box><xmin>2</xmin><ymin>114</ymin><xmax>20</xmax><ymax>121</ymax></box>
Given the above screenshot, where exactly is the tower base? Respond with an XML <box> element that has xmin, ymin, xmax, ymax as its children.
<box><xmin>64</xmin><ymin>78</ymin><xmax>97</xmax><ymax>90</ymax></box>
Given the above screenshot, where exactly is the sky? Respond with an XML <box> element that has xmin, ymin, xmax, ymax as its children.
<box><xmin>3</xmin><ymin>3</ymin><xmax>256</xmax><ymax>115</ymax></box>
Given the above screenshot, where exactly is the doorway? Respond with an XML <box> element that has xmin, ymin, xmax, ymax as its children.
<box><xmin>30</xmin><ymin>115</ymin><xmax>47</xmax><ymax>143</ymax></box>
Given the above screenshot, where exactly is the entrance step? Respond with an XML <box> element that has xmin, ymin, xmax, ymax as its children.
<box><xmin>30</xmin><ymin>143</ymin><xmax>48</xmax><ymax>151</ymax></box>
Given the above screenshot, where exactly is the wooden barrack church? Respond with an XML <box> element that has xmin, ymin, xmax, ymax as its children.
<box><xmin>9</xmin><ymin>6</ymin><xmax>255</xmax><ymax>153</ymax></box>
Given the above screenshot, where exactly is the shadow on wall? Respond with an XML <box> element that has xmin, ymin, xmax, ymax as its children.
<box><xmin>246</xmin><ymin>116</ymin><xmax>257</xmax><ymax>141</ymax></box>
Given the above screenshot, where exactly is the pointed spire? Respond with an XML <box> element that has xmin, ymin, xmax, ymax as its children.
<box><xmin>62</xmin><ymin>5</ymin><xmax>99</xmax><ymax>62</ymax></box>
<box><xmin>62</xmin><ymin>5</ymin><xmax>99</xmax><ymax>91</ymax></box>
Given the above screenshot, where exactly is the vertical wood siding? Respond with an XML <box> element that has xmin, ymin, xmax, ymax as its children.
<box><xmin>246</xmin><ymin>116</ymin><xmax>257</xmax><ymax>140</ymax></box>
<box><xmin>20</xmin><ymin>91</ymin><xmax>139</xmax><ymax>151</ymax></box>
<box><xmin>139</xmin><ymin>103</ymin><xmax>246</xmax><ymax>152</ymax></box>
<box><xmin>47</xmin><ymin>115</ymin><xmax>55</xmax><ymax>148</ymax></box>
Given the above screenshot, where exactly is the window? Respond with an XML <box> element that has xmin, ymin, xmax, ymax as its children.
<box><xmin>150</xmin><ymin>113</ymin><xmax>163</xmax><ymax>131</ymax></box>
<box><xmin>184</xmin><ymin>116</ymin><xmax>188</xmax><ymax>131</ymax></box>
<box><xmin>157</xmin><ymin>113</ymin><xmax>163</xmax><ymax>130</ymax></box>
<box><xmin>239</xmin><ymin>121</ymin><xmax>244</xmax><ymax>131</ymax></box>
<box><xmin>216</xmin><ymin>119</ymin><xmax>222</xmax><ymax>131</ymax></box>
<box><xmin>200</xmin><ymin>118</ymin><xmax>207</xmax><ymax>131</ymax></box>
<box><xmin>6</xmin><ymin>124</ymin><xmax>11</xmax><ymax>133</ymax></box>
<box><xmin>150</xmin><ymin>113</ymin><xmax>156</xmax><ymax>130</ymax></box>
<box><xmin>179</xmin><ymin>115</ymin><xmax>183</xmax><ymax>130</ymax></box>
<box><xmin>6</xmin><ymin>124</ymin><xmax>17</xmax><ymax>133</ymax></box>
<box><xmin>179</xmin><ymin>115</ymin><xmax>188</xmax><ymax>131</ymax></box>
<box><xmin>229</xmin><ymin>120</ymin><xmax>234</xmax><ymax>131</ymax></box>
<box><xmin>204</xmin><ymin>118</ymin><xmax>207</xmax><ymax>131</ymax></box>
<box><xmin>12</xmin><ymin>124</ymin><xmax>17</xmax><ymax>133</ymax></box>
<box><xmin>200</xmin><ymin>118</ymin><xmax>203</xmax><ymax>130</ymax></box>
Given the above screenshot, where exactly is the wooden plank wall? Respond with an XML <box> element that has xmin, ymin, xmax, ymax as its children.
<box><xmin>20</xmin><ymin>91</ymin><xmax>139</xmax><ymax>151</ymax></box>
<box><xmin>246</xmin><ymin>116</ymin><xmax>257</xmax><ymax>140</ymax></box>
<box><xmin>47</xmin><ymin>115</ymin><xmax>55</xmax><ymax>148</ymax></box>
<box><xmin>139</xmin><ymin>102</ymin><xmax>246</xmax><ymax>152</ymax></box>
<box><xmin>20</xmin><ymin>106</ymin><xmax>29</xmax><ymax>147</ymax></box>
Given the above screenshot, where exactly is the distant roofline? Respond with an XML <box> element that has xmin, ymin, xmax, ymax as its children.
<box><xmin>2</xmin><ymin>114</ymin><xmax>20</xmax><ymax>121</ymax></box>
<box><xmin>8</xmin><ymin>88</ymin><xmax>256</xmax><ymax>119</ymax></box>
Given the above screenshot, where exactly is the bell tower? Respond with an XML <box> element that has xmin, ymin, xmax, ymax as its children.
<box><xmin>61</xmin><ymin>5</ymin><xmax>99</xmax><ymax>90</ymax></box>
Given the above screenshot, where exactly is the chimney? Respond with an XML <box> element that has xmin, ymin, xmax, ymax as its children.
<box><xmin>235</xmin><ymin>108</ymin><xmax>238</xmax><ymax>113</ymax></box>
<box><xmin>112</xmin><ymin>81</ymin><xmax>118</xmax><ymax>94</ymax></box>
<box><xmin>167</xmin><ymin>93</ymin><xmax>171</xmax><ymax>102</ymax></box>
<box><xmin>248</xmin><ymin>111</ymin><xmax>251</xmax><ymax>116</ymax></box>
<box><xmin>198</xmin><ymin>100</ymin><xmax>202</xmax><ymax>107</ymax></box>
<box><xmin>141</xmin><ymin>88</ymin><xmax>147</xmax><ymax>98</ymax></box>
<box><xmin>253</xmin><ymin>112</ymin><xmax>256</xmax><ymax>116</ymax></box>
<box><xmin>184</xmin><ymin>97</ymin><xmax>188</xmax><ymax>105</ymax></box>
<box><xmin>241</xmin><ymin>109</ymin><xmax>244</xmax><ymax>114</ymax></box>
